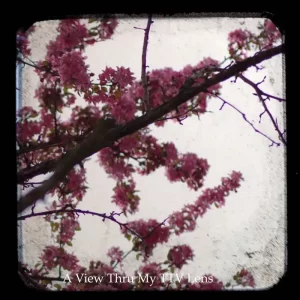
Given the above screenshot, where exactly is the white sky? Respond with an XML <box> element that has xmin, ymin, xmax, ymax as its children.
<box><xmin>19</xmin><ymin>17</ymin><xmax>286</xmax><ymax>289</ymax></box>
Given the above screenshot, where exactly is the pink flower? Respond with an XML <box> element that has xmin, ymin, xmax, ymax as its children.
<box><xmin>98</xmin><ymin>148</ymin><xmax>135</xmax><ymax>180</ymax></box>
<box><xmin>168</xmin><ymin>245</ymin><xmax>194</xmax><ymax>269</ymax></box>
<box><xmin>164</xmin><ymin>142</ymin><xmax>178</xmax><ymax>164</ymax></box>
<box><xmin>57</xmin><ymin>19</ymin><xmax>89</xmax><ymax>50</ymax></box>
<box><xmin>111</xmin><ymin>93</ymin><xmax>137</xmax><ymax>124</ymax></box>
<box><xmin>114</xmin><ymin>66</ymin><xmax>135</xmax><ymax>88</ymax></box>
<box><xmin>189</xmin><ymin>275</ymin><xmax>224</xmax><ymax>290</ymax></box>
<box><xmin>165</xmin><ymin>153</ymin><xmax>209</xmax><ymax>191</ymax></box>
<box><xmin>60</xmin><ymin>216</ymin><xmax>80</xmax><ymax>243</ymax></box>
<box><xmin>118</xmin><ymin>135</ymin><xmax>139</xmax><ymax>153</ymax></box>
<box><xmin>234</xmin><ymin>269</ymin><xmax>255</xmax><ymax>287</ymax></box>
<box><xmin>112</xmin><ymin>180</ymin><xmax>140</xmax><ymax>213</ymax></box>
<box><xmin>99</xmin><ymin>67</ymin><xmax>116</xmax><ymax>85</ymax></box>
<box><xmin>59</xmin><ymin>252</ymin><xmax>79</xmax><ymax>271</ymax></box>
<box><xmin>99</xmin><ymin>17</ymin><xmax>118</xmax><ymax>39</ymax></box>
<box><xmin>195</xmin><ymin>57</ymin><xmax>219</xmax><ymax>69</ymax></box>
<box><xmin>40</xmin><ymin>246</ymin><xmax>60</xmax><ymax>270</ymax></box>
<box><xmin>122</xmin><ymin>219</ymin><xmax>170</xmax><ymax>257</ymax></box>
<box><xmin>264</xmin><ymin>20</ymin><xmax>277</xmax><ymax>32</ymax></box>
<box><xmin>135</xmin><ymin>263</ymin><xmax>164</xmax><ymax>289</ymax></box>
<box><xmin>228</xmin><ymin>29</ymin><xmax>248</xmax><ymax>44</ymax></box>
<box><xmin>107</xmin><ymin>247</ymin><xmax>124</xmax><ymax>264</ymax></box>
<box><xmin>58</xmin><ymin>51</ymin><xmax>91</xmax><ymax>92</ymax></box>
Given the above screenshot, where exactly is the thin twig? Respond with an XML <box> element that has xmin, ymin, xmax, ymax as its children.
<box><xmin>18</xmin><ymin>205</ymin><xmax>168</xmax><ymax>244</ymax></box>
<box><xmin>112</xmin><ymin>249</ymin><xmax>134</xmax><ymax>269</ymax></box>
<box><xmin>239</xmin><ymin>74</ymin><xmax>286</xmax><ymax>146</ymax></box>
<box><xmin>158</xmin><ymin>103</ymin><xmax>199</xmax><ymax>122</ymax></box>
<box><xmin>210</xmin><ymin>92</ymin><xmax>280</xmax><ymax>147</ymax></box>
<box><xmin>141</xmin><ymin>14</ymin><xmax>153</xmax><ymax>112</ymax></box>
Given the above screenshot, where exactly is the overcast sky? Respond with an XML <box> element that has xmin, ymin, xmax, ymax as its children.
<box><xmin>18</xmin><ymin>16</ymin><xmax>285</xmax><ymax>289</ymax></box>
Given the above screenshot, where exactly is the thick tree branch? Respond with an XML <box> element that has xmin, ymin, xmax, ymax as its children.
<box><xmin>17</xmin><ymin>136</ymin><xmax>84</xmax><ymax>156</ymax></box>
<box><xmin>17</xmin><ymin>44</ymin><xmax>284</xmax><ymax>214</ymax></box>
<box><xmin>17</xmin><ymin>158</ymin><xmax>58</xmax><ymax>184</ymax></box>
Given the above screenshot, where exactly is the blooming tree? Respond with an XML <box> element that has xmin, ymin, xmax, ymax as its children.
<box><xmin>16</xmin><ymin>15</ymin><xmax>285</xmax><ymax>291</ymax></box>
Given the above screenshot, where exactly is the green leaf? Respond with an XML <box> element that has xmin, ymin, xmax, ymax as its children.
<box><xmin>136</xmin><ymin>253</ymin><xmax>141</xmax><ymax>260</ymax></box>
<box><xmin>88</xmin><ymin>18</ymin><xmax>96</xmax><ymax>23</ymax></box>
<box><xmin>35</xmin><ymin>263</ymin><xmax>40</xmax><ymax>268</ymax></box>
<box><xmin>31</xmin><ymin>111</ymin><xmax>38</xmax><ymax>118</ymax></box>
<box><xmin>89</xmin><ymin>30</ymin><xmax>99</xmax><ymax>37</ymax></box>
<box><xmin>52</xmin><ymin>223</ymin><xmax>59</xmax><ymax>232</ymax></box>
<box><xmin>54</xmin><ymin>283</ymin><xmax>62</xmax><ymax>290</ymax></box>
<box><xmin>125</xmin><ymin>233</ymin><xmax>131</xmax><ymax>241</ymax></box>
<box><xmin>75</xmin><ymin>227</ymin><xmax>81</xmax><ymax>231</ymax></box>
<box><xmin>67</xmin><ymin>241</ymin><xmax>73</xmax><ymax>247</ymax></box>
<box><xmin>225</xmin><ymin>282</ymin><xmax>231</xmax><ymax>287</ymax></box>
<box><xmin>170</xmin><ymin>266</ymin><xmax>175</xmax><ymax>273</ymax></box>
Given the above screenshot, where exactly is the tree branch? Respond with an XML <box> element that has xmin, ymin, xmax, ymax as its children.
<box><xmin>238</xmin><ymin>74</ymin><xmax>286</xmax><ymax>146</ymax></box>
<box><xmin>210</xmin><ymin>92</ymin><xmax>281</xmax><ymax>147</ymax></box>
<box><xmin>18</xmin><ymin>205</ymin><xmax>168</xmax><ymax>243</ymax></box>
<box><xmin>17</xmin><ymin>158</ymin><xmax>58</xmax><ymax>184</ymax></box>
<box><xmin>141</xmin><ymin>14</ymin><xmax>153</xmax><ymax>112</ymax></box>
<box><xmin>17</xmin><ymin>44</ymin><xmax>285</xmax><ymax>214</ymax></box>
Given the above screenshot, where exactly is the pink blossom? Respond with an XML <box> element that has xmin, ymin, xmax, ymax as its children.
<box><xmin>68</xmin><ymin>105</ymin><xmax>101</xmax><ymax>135</ymax></box>
<box><xmin>164</xmin><ymin>142</ymin><xmax>178</xmax><ymax>164</ymax></box>
<box><xmin>221</xmin><ymin>171</ymin><xmax>243</xmax><ymax>191</ymax></box>
<box><xmin>98</xmin><ymin>148</ymin><xmax>135</xmax><ymax>180</ymax></box>
<box><xmin>168</xmin><ymin>212</ymin><xmax>186</xmax><ymax>235</ymax></box>
<box><xmin>111</xmin><ymin>93</ymin><xmax>137</xmax><ymax>124</ymax></box>
<box><xmin>99</xmin><ymin>67</ymin><xmax>116</xmax><ymax>85</ymax></box>
<box><xmin>112</xmin><ymin>180</ymin><xmax>140</xmax><ymax>213</ymax></box>
<box><xmin>135</xmin><ymin>263</ymin><xmax>164</xmax><ymax>289</ymax></box>
<box><xmin>189</xmin><ymin>275</ymin><xmax>224</xmax><ymax>290</ymax></box>
<box><xmin>99</xmin><ymin>17</ymin><xmax>118</xmax><ymax>39</ymax></box>
<box><xmin>168</xmin><ymin>245</ymin><xmax>194</xmax><ymax>269</ymax></box>
<box><xmin>118</xmin><ymin>135</ymin><xmax>139</xmax><ymax>153</ymax></box>
<box><xmin>66</xmin><ymin>94</ymin><xmax>76</xmax><ymax>106</ymax></box>
<box><xmin>59</xmin><ymin>252</ymin><xmax>79</xmax><ymax>271</ymax></box>
<box><xmin>16</xmin><ymin>117</ymin><xmax>41</xmax><ymax>143</ymax></box>
<box><xmin>40</xmin><ymin>108</ymin><xmax>54</xmax><ymax>130</ymax></box>
<box><xmin>122</xmin><ymin>219</ymin><xmax>170</xmax><ymax>257</ymax></box>
<box><xmin>58</xmin><ymin>51</ymin><xmax>91</xmax><ymax>91</ymax></box>
<box><xmin>40</xmin><ymin>246</ymin><xmax>60</xmax><ymax>270</ymax></box>
<box><xmin>181</xmin><ymin>64</ymin><xmax>193</xmax><ymax>77</ymax></box>
<box><xmin>107</xmin><ymin>247</ymin><xmax>124</xmax><ymax>265</ymax></box>
<box><xmin>16</xmin><ymin>26</ymin><xmax>35</xmax><ymax>58</ymax></box>
<box><xmin>234</xmin><ymin>269</ymin><xmax>255</xmax><ymax>287</ymax></box>
<box><xmin>57</xmin><ymin>19</ymin><xmax>89</xmax><ymax>50</ymax></box>
<box><xmin>264</xmin><ymin>20</ymin><xmax>277</xmax><ymax>32</ymax></box>
<box><xmin>114</xmin><ymin>66</ymin><xmax>136</xmax><ymax>88</ymax></box>
<box><xmin>60</xmin><ymin>216</ymin><xmax>80</xmax><ymax>243</ymax></box>
<box><xmin>228</xmin><ymin>29</ymin><xmax>249</xmax><ymax>44</ymax></box>
<box><xmin>34</xmin><ymin>85</ymin><xmax>64</xmax><ymax>111</ymax></box>
<box><xmin>84</xmin><ymin>94</ymin><xmax>103</xmax><ymax>105</ymax></box>
<box><xmin>165</xmin><ymin>153</ymin><xmax>209</xmax><ymax>191</ymax></box>
<box><xmin>195</xmin><ymin>57</ymin><xmax>219</xmax><ymax>69</ymax></box>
